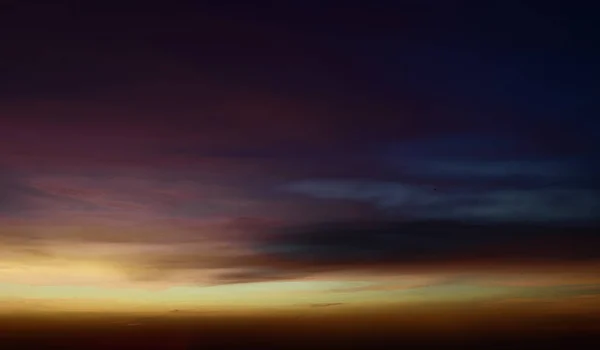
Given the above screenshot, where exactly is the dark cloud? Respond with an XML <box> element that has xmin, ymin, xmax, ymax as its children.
<box><xmin>0</xmin><ymin>166</ymin><xmax>101</xmax><ymax>221</ymax></box>
<box><xmin>309</xmin><ymin>303</ymin><xmax>344</xmax><ymax>308</ymax></box>
<box><xmin>283</xmin><ymin>178</ymin><xmax>600</xmax><ymax>222</ymax></box>
<box><xmin>283</xmin><ymin>131</ymin><xmax>600</xmax><ymax>223</ymax></box>
<box><xmin>0</xmin><ymin>167</ymin><xmax>43</xmax><ymax>214</ymax></box>
<box><xmin>504</xmin><ymin>284</ymin><xmax>600</xmax><ymax>301</ymax></box>
<box><xmin>254</xmin><ymin>221</ymin><xmax>600</xmax><ymax>271</ymax></box>
<box><xmin>407</xmin><ymin>160</ymin><xmax>579</xmax><ymax>181</ymax></box>
<box><xmin>382</xmin><ymin>132</ymin><xmax>599</xmax><ymax>186</ymax></box>
<box><xmin>213</xmin><ymin>269</ymin><xmax>307</xmax><ymax>286</ymax></box>
<box><xmin>119</xmin><ymin>220</ymin><xmax>600</xmax><ymax>286</ymax></box>
<box><xmin>124</xmin><ymin>250</ymin><xmax>317</xmax><ymax>285</ymax></box>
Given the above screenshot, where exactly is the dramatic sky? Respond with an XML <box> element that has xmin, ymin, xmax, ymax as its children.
<box><xmin>1</xmin><ymin>1</ymin><xmax>599</xmax><ymax>317</ymax></box>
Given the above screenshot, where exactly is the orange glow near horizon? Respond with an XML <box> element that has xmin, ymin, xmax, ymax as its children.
<box><xmin>2</xmin><ymin>234</ymin><xmax>600</xmax><ymax>318</ymax></box>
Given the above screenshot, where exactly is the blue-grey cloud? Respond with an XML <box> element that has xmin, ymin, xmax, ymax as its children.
<box><xmin>381</xmin><ymin>132</ymin><xmax>596</xmax><ymax>179</ymax></box>
<box><xmin>283</xmin><ymin>179</ymin><xmax>600</xmax><ymax>222</ymax></box>
<box><xmin>283</xmin><ymin>180</ymin><xmax>439</xmax><ymax>208</ymax></box>
<box><xmin>408</xmin><ymin>160</ymin><xmax>577</xmax><ymax>180</ymax></box>
<box><xmin>0</xmin><ymin>167</ymin><xmax>100</xmax><ymax>218</ymax></box>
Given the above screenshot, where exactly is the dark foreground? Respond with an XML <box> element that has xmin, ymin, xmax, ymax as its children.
<box><xmin>1</xmin><ymin>313</ymin><xmax>598</xmax><ymax>349</ymax></box>
<box><xmin>2</xmin><ymin>332</ymin><xmax>599</xmax><ymax>349</ymax></box>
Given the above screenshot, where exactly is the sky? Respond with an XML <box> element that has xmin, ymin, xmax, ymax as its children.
<box><xmin>0</xmin><ymin>1</ymin><xmax>599</xmax><ymax>320</ymax></box>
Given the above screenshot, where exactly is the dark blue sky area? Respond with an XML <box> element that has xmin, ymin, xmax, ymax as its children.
<box><xmin>0</xmin><ymin>1</ymin><xmax>598</xmax><ymax>226</ymax></box>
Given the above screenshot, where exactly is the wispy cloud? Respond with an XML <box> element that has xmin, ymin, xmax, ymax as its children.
<box><xmin>283</xmin><ymin>178</ymin><xmax>600</xmax><ymax>222</ymax></box>
<box><xmin>98</xmin><ymin>220</ymin><xmax>600</xmax><ymax>286</ymax></box>
<box><xmin>309</xmin><ymin>302</ymin><xmax>344</xmax><ymax>308</ymax></box>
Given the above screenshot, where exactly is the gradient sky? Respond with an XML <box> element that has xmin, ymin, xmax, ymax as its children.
<box><xmin>1</xmin><ymin>1</ymin><xmax>599</xmax><ymax>316</ymax></box>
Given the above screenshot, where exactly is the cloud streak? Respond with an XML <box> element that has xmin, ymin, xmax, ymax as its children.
<box><xmin>284</xmin><ymin>179</ymin><xmax>600</xmax><ymax>222</ymax></box>
<box><xmin>80</xmin><ymin>220</ymin><xmax>598</xmax><ymax>287</ymax></box>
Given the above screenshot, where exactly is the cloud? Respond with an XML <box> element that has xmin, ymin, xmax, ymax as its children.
<box><xmin>309</xmin><ymin>303</ymin><xmax>344</xmax><ymax>308</ymax></box>
<box><xmin>0</xmin><ymin>167</ymin><xmax>100</xmax><ymax>218</ymax></box>
<box><xmin>283</xmin><ymin>180</ymin><xmax>439</xmax><ymax>208</ymax></box>
<box><xmin>0</xmin><ymin>167</ymin><xmax>45</xmax><ymax>214</ymax></box>
<box><xmin>283</xmin><ymin>178</ymin><xmax>600</xmax><ymax>222</ymax></box>
<box><xmin>440</xmin><ymin>188</ymin><xmax>600</xmax><ymax>222</ymax></box>
<box><xmin>381</xmin><ymin>132</ymin><xmax>598</xmax><ymax>186</ymax></box>
<box><xmin>111</xmin><ymin>220</ymin><xmax>599</xmax><ymax>286</ymax></box>
<box><xmin>328</xmin><ymin>276</ymin><xmax>467</xmax><ymax>293</ymax></box>
<box><xmin>409</xmin><ymin>160</ymin><xmax>577</xmax><ymax>180</ymax></box>
<box><xmin>253</xmin><ymin>221</ymin><xmax>600</xmax><ymax>272</ymax></box>
<box><xmin>503</xmin><ymin>284</ymin><xmax>600</xmax><ymax>301</ymax></box>
<box><xmin>213</xmin><ymin>269</ymin><xmax>308</xmax><ymax>286</ymax></box>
